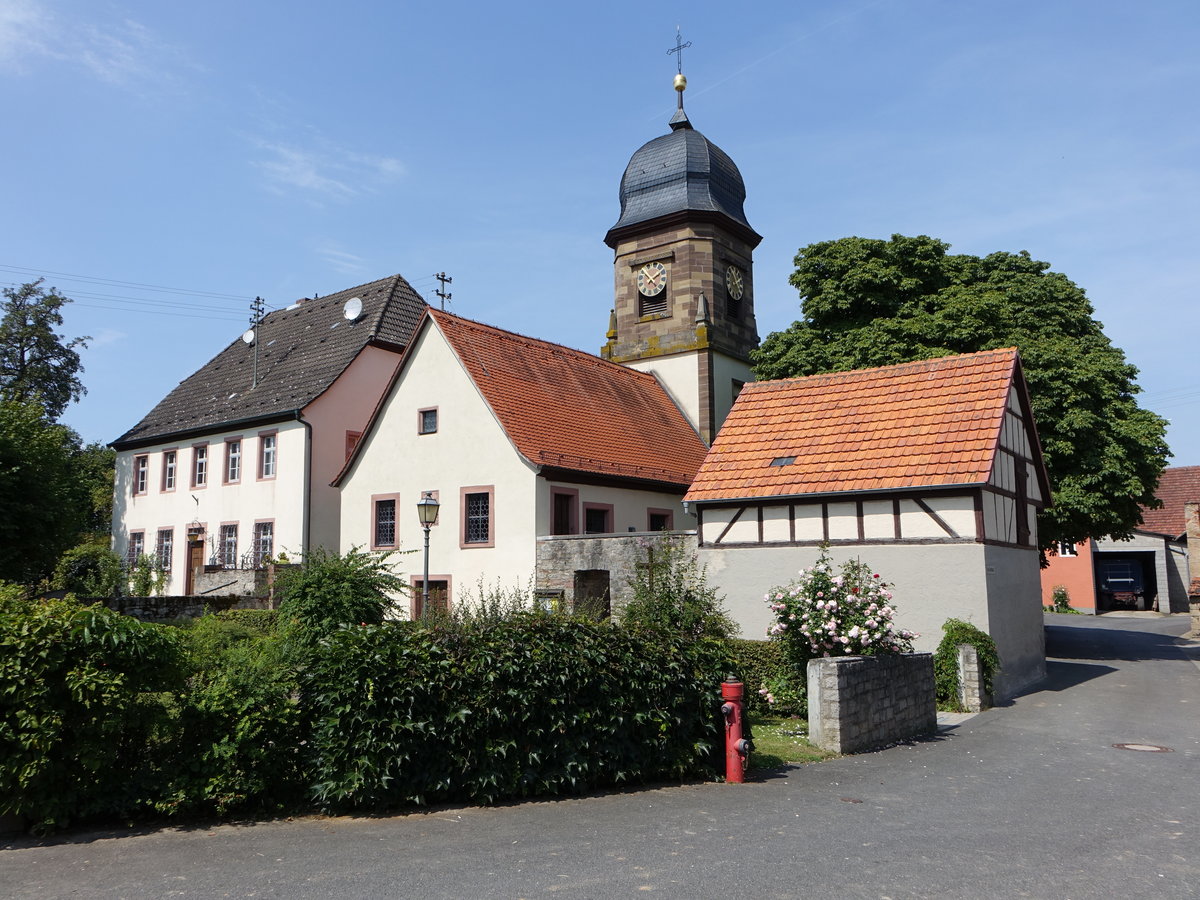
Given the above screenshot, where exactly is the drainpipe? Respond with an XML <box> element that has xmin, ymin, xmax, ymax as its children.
<box><xmin>296</xmin><ymin>410</ymin><xmax>312</xmax><ymax>560</ymax></box>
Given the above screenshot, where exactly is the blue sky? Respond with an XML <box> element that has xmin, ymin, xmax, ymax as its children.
<box><xmin>2</xmin><ymin>0</ymin><xmax>1197</xmax><ymax>466</ymax></box>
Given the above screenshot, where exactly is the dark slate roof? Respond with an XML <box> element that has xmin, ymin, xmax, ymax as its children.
<box><xmin>605</xmin><ymin>112</ymin><xmax>758</xmax><ymax>246</ymax></box>
<box><xmin>112</xmin><ymin>274</ymin><xmax>426</xmax><ymax>449</ymax></box>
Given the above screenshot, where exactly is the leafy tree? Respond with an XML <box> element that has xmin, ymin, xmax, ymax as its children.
<box><xmin>0</xmin><ymin>399</ymin><xmax>86</xmax><ymax>583</ymax></box>
<box><xmin>754</xmin><ymin>235</ymin><xmax>1169</xmax><ymax>547</ymax></box>
<box><xmin>74</xmin><ymin>441</ymin><xmax>116</xmax><ymax>539</ymax></box>
<box><xmin>0</xmin><ymin>280</ymin><xmax>89</xmax><ymax>421</ymax></box>
<box><xmin>53</xmin><ymin>543</ymin><xmax>125</xmax><ymax>597</ymax></box>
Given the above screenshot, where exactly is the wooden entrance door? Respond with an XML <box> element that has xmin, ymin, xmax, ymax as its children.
<box><xmin>185</xmin><ymin>540</ymin><xmax>204</xmax><ymax>594</ymax></box>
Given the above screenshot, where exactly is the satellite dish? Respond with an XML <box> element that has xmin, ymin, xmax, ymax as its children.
<box><xmin>242</xmin><ymin>329</ymin><xmax>256</xmax><ymax>345</ymax></box>
<box><xmin>343</xmin><ymin>297</ymin><xmax>363</xmax><ymax>321</ymax></box>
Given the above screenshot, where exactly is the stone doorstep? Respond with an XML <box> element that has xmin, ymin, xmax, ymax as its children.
<box><xmin>937</xmin><ymin>710</ymin><xmax>980</xmax><ymax>732</ymax></box>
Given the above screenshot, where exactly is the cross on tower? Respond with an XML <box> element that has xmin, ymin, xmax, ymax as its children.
<box><xmin>668</xmin><ymin>27</ymin><xmax>691</xmax><ymax>75</ymax></box>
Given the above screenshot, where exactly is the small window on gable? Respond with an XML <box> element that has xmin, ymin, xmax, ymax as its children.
<box><xmin>374</xmin><ymin>498</ymin><xmax>397</xmax><ymax>548</ymax></box>
<box><xmin>419</xmin><ymin>408</ymin><xmax>438</xmax><ymax>435</ymax></box>
<box><xmin>162</xmin><ymin>450</ymin><xmax>177</xmax><ymax>491</ymax></box>
<box><xmin>345</xmin><ymin>431</ymin><xmax>362</xmax><ymax>461</ymax></box>
<box><xmin>225</xmin><ymin>440</ymin><xmax>242</xmax><ymax>483</ymax></box>
<box><xmin>259</xmin><ymin>434</ymin><xmax>277</xmax><ymax>479</ymax></box>
<box><xmin>133</xmin><ymin>455</ymin><xmax>149</xmax><ymax>495</ymax></box>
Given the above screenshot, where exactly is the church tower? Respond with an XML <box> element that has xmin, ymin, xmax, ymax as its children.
<box><xmin>601</xmin><ymin>70</ymin><xmax>761</xmax><ymax>445</ymax></box>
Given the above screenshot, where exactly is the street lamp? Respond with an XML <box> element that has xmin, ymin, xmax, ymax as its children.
<box><xmin>416</xmin><ymin>492</ymin><xmax>440</xmax><ymax>614</ymax></box>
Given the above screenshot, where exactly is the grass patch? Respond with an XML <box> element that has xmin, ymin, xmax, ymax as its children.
<box><xmin>748</xmin><ymin>714</ymin><xmax>835</xmax><ymax>769</ymax></box>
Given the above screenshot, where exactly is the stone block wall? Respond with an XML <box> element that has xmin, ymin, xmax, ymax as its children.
<box><xmin>93</xmin><ymin>593</ymin><xmax>272</xmax><ymax>621</ymax></box>
<box><xmin>535</xmin><ymin>532</ymin><xmax>699</xmax><ymax>615</ymax></box>
<box><xmin>807</xmin><ymin>653</ymin><xmax>937</xmax><ymax>754</ymax></box>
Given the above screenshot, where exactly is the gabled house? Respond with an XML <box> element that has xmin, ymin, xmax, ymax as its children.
<box><xmin>1041</xmin><ymin>465</ymin><xmax>1198</xmax><ymax>613</ymax></box>
<box><xmin>334</xmin><ymin>308</ymin><xmax>709</xmax><ymax>616</ymax></box>
<box><xmin>111</xmin><ymin>275</ymin><xmax>426</xmax><ymax>594</ymax></box>
<box><xmin>683</xmin><ymin>347</ymin><xmax>1050</xmax><ymax>699</ymax></box>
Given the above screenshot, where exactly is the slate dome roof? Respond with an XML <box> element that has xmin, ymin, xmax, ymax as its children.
<box><xmin>605</xmin><ymin>112</ymin><xmax>757</xmax><ymax>246</ymax></box>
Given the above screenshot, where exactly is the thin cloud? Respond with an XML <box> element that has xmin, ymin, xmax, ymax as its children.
<box><xmin>316</xmin><ymin>243</ymin><xmax>368</xmax><ymax>276</ymax></box>
<box><xmin>0</xmin><ymin>2</ymin><xmax>194</xmax><ymax>90</ymax></box>
<box><xmin>251</xmin><ymin>137</ymin><xmax>406</xmax><ymax>201</ymax></box>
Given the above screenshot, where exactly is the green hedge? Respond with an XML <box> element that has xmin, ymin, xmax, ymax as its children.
<box><xmin>0</xmin><ymin>595</ymin><xmax>183</xmax><ymax>831</ymax></box>
<box><xmin>725</xmin><ymin>639</ymin><xmax>787</xmax><ymax>715</ymax></box>
<box><xmin>2</xmin><ymin>600</ymin><xmax>736</xmax><ymax>829</ymax></box>
<box><xmin>933</xmin><ymin>618</ymin><xmax>1000</xmax><ymax>710</ymax></box>
<box><xmin>304</xmin><ymin>616</ymin><xmax>731</xmax><ymax>810</ymax></box>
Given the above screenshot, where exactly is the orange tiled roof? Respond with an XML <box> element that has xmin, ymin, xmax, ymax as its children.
<box><xmin>431</xmin><ymin>310</ymin><xmax>708</xmax><ymax>487</ymax></box>
<box><xmin>1138</xmin><ymin>466</ymin><xmax>1200</xmax><ymax>537</ymax></box>
<box><xmin>685</xmin><ymin>348</ymin><xmax>1023</xmax><ymax>502</ymax></box>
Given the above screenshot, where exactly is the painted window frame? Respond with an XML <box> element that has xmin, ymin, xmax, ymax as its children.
<box><xmin>647</xmin><ymin>508</ymin><xmax>675</xmax><ymax>532</ymax></box>
<box><xmin>257</xmin><ymin>430</ymin><xmax>278</xmax><ymax>481</ymax></box>
<box><xmin>345</xmin><ymin>430</ymin><xmax>362</xmax><ymax>461</ymax></box>
<box><xmin>191</xmin><ymin>442</ymin><xmax>209</xmax><ymax>489</ymax></box>
<box><xmin>252</xmin><ymin>519</ymin><xmax>275</xmax><ymax>567</ymax></box>
<box><xmin>550</xmin><ymin>487</ymin><xmax>579</xmax><ymax>536</ymax></box>
<box><xmin>410</xmin><ymin>574</ymin><xmax>452</xmax><ymax>619</ymax></box>
<box><xmin>224</xmin><ymin>437</ymin><xmax>243</xmax><ymax>485</ymax></box>
<box><xmin>582</xmin><ymin>502</ymin><xmax>614</xmax><ymax>535</ymax></box>
<box><xmin>418</xmin><ymin>407</ymin><xmax>439</xmax><ymax>435</ymax></box>
<box><xmin>371</xmin><ymin>492</ymin><xmax>401</xmax><ymax>550</ymax></box>
<box><xmin>1056</xmin><ymin>540</ymin><xmax>1078</xmax><ymax>558</ymax></box>
<box><xmin>218</xmin><ymin>522</ymin><xmax>239</xmax><ymax>569</ymax></box>
<box><xmin>460</xmin><ymin>485</ymin><xmax>495</xmax><ymax>549</ymax></box>
<box><xmin>155</xmin><ymin>528</ymin><xmax>174</xmax><ymax>572</ymax></box>
<box><xmin>133</xmin><ymin>454</ymin><xmax>149</xmax><ymax>496</ymax></box>
<box><xmin>126</xmin><ymin>530</ymin><xmax>146</xmax><ymax>567</ymax></box>
<box><xmin>161</xmin><ymin>448</ymin><xmax>177</xmax><ymax>492</ymax></box>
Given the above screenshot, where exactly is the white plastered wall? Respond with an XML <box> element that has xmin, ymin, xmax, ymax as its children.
<box><xmin>534</xmin><ymin>480</ymin><xmax>693</xmax><ymax>536</ymax></box>
<box><xmin>625</xmin><ymin>353</ymin><xmax>700</xmax><ymax>433</ymax></box>
<box><xmin>711</xmin><ymin>352</ymin><xmax>753</xmax><ymax>435</ymax></box>
<box><xmin>700</xmin><ymin>539</ymin><xmax>1044</xmax><ymax>700</ymax></box>
<box><xmin>112</xmin><ymin>420</ymin><xmax>307</xmax><ymax>594</ymax></box>
<box><xmin>338</xmin><ymin>322</ymin><xmax>539</xmax><ymax>612</ymax></box>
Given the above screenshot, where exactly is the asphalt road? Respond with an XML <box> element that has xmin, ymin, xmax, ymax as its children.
<box><xmin>3</xmin><ymin>613</ymin><xmax>1198</xmax><ymax>899</ymax></box>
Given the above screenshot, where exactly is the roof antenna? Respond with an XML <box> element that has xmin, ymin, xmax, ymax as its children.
<box><xmin>245</xmin><ymin>296</ymin><xmax>265</xmax><ymax>389</ymax></box>
<box><xmin>668</xmin><ymin>27</ymin><xmax>692</xmax><ymax>130</ymax></box>
<box><xmin>434</xmin><ymin>271</ymin><xmax>453</xmax><ymax>311</ymax></box>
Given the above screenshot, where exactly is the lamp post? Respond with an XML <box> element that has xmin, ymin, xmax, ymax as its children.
<box><xmin>416</xmin><ymin>492</ymin><xmax>440</xmax><ymax>614</ymax></box>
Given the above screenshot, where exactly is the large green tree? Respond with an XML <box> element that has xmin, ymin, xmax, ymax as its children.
<box><xmin>0</xmin><ymin>279</ymin><xmax>89</xmax><ymax>421</ymax></box>
<box><xmin>0</xmin><ymin>399</ymin><xmax>88</xmax><ymax>583</ymax></box>
<box><xmin>753</xmin><ymin>234</ymin><xmax>1169</xmax><ymax>548</ymax></box>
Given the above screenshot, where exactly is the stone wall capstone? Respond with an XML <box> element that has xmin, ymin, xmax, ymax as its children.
<box><xmin>807</xmin><ymin>653</ymin><xmax>937</xmax><ymax>754</ymax></box>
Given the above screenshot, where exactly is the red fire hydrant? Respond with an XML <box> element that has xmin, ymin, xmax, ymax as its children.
<box><xmin>721</xmin><ymin>678</ymin><xmax>750</xmax><ymax>783</ymax></box>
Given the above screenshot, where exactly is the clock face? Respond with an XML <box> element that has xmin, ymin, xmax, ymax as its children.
<box><xmin>637</xmin><ymin>261</ymin><xmax>668</xmax><ymax>297</ymax></box>
<box><xmin>726</xmin><ymin>265</ymin><xmax>745</xmax><ymax>301</ymax></box>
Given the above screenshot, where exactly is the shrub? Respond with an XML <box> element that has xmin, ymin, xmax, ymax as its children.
<box><xmin>53</xmin><ymin>543</ymin><xmax>124</xmax><ymax>597</ymax></box>
<box><xmin>0</xmin><ymin>594</ymin><xmax>183</xmax><ymax>831</ymax></box>
<box><xmin>620</xmin><ymin>535</ymin><xmax>738</xmax><ymax>641</ymax></box>
<box><xmin>1047</xmin><ymin>585</ymin><xmax>1079</xmax><ymax>614</ymax></box>
<box><xmin>214</xmin><ymin>607</ymin><xmax>279</xmax><ymax>633</ymax></box>
<box><xmin>933</xmin><ymin>618</ymin><xmax>1001</xmax><ymax>710</ymax></box>
<box><xmin>303</xmin><ymin>615</ymin><xmax>731</xmax><ymax>811</ymax></box>
<box><xmin>158</xmin><ymin>617</ymin><xmax>303</xmax><ymax>817</ymax></box>
<box><xmin>276</xmin><ymin>548</ymin><xmax>406</xmax><ymax>652</ymax></box>
<box><xmin>761</xmin><ymin>546</ymin><xmax>916</xmax><ymax>716</ymax></box>
<box><xmin>128</xmin><ymin>552</ymin><xmax>167</xmax><ymax>598</ymax></box>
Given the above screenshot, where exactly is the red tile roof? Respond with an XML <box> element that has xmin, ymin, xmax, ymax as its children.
<box><xmin>1138</xmin><ymin>466</ymin><xmax>1200</xmax><ymax>537</ymax></box>
<box><xmin>430</xmin><ymin>310</ymin><xmax>708</xmax><ymax>487</ymax></box>
<box><xmin>686</xmin><ymin>348</ymin><xmax>1034</xmax><ymax>502</ymax></box>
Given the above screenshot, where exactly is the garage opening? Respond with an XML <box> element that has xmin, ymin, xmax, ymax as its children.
<box><xmin>1093</xmin><ymin>551</ymin><xmax>1157</xmax><ymax>612</ymax></box>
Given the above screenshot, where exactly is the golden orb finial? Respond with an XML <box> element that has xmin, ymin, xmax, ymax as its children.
<box><xmin>674</xmin><ymin>73</ymin><xmax>687</xmax><ymax>92</ymax></box>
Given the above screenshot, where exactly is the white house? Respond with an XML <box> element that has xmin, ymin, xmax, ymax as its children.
<box><xmin>683</xmin><ymin>348</ymin><xmax>1051</xmax><ymax>699</ymax></box>
<box><xmin>110</xmin><ymin>275</ymin><xmax>426</xmax><ymax>594</ymax></box>
<box><xmin>334</xmin><ymin>308</ymin><xmax>710</xmax><ymax>616</ymax></box>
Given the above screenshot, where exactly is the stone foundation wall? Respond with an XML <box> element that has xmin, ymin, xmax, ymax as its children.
<box><xmin>92</xmin><ymin>593</ymin><xmax>273</xmax><ymax>621</ymax></box>
<box><xmin>535</xmin><ymin>532</ymin><xmax>698</xmax><ymax>615</ymax></box>
<box><xmin>807</xmin><ymin>653</ymin><xmax>937</xmax><ymax>754</ymax></box>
